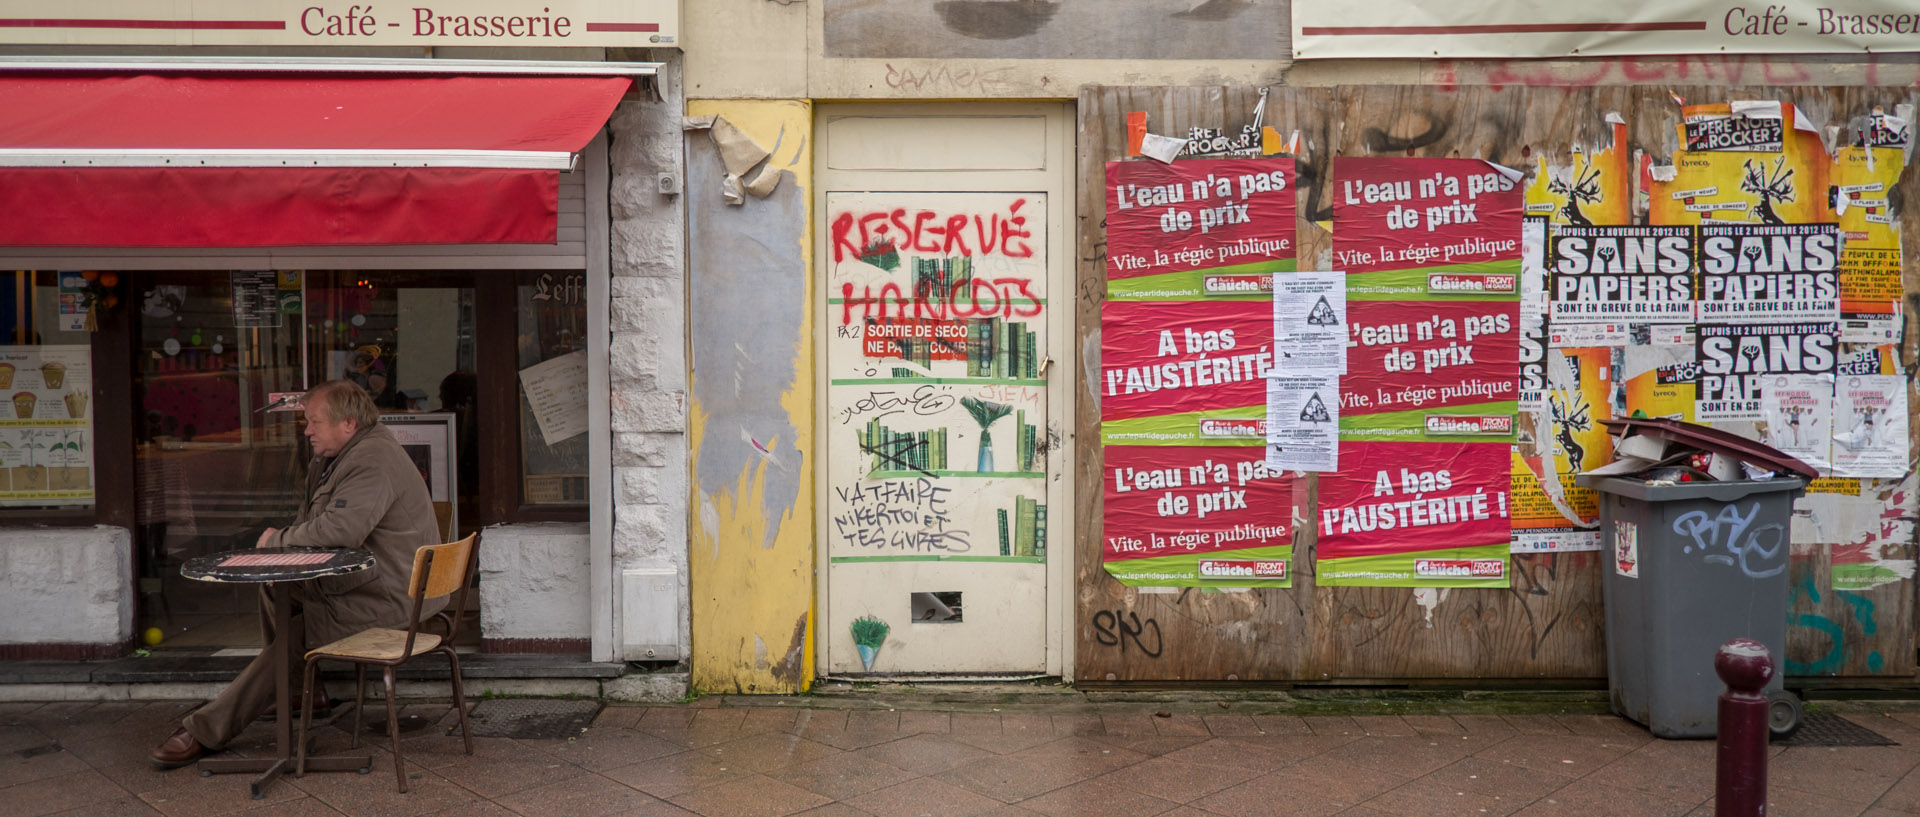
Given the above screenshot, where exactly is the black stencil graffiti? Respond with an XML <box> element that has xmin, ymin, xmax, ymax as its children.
<box><xmin>1091</xmin><ymin>609</ymin><xmax>1164</xmax><ymax>658</ymax></box>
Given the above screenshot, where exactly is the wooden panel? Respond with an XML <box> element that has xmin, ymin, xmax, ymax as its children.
<box><xmin>1077</xmin><ymin>84</ymin><xmax>1915</xmax><ymax>684</ymax></box>
<box><xmin>1076</xmin><ymin>85</ymin><xmax>1333</xmax><ymax>683</ymax></box>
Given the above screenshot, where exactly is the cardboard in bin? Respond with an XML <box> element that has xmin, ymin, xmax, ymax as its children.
<box><xmin>1589</xmin><ymin>417</ymin><xmax>1819</xmax><ymax>482</ymax></box>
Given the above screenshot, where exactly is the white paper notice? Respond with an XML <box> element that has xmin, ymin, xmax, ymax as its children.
<box><xmin>1139</xmin><ymin>133</ymin><xmax>1188</xmax><ymax>163</ymax></box>
<box><xmin>1521</xmin><ymin>219</ymin><xmax>1549</xmax><ymax>317</ymax></box>
<box><xmin>517</xmin><ymin>350</ymin><xmax>589</xmax><ymax>446</ymax></box>
<box><xmin>1759</xmin><ymin>373</ymin><xmax>1832</xmax><ymax>474</ymax></box>
<box><xmin>1833</xmin><ymin>374</ymin><xmax>1909</xmax><ymax>478</ymax></box>
<box><xmin>1265</xmin><ymin>376</ymin><xmax>1339</xmax><ymax>472</ymax></box>
<box><xmin>1549</xmin><ymin>323</ymin><xmax>1630</xmax><ymax>348</ymax></box>
<box><xmin>1272</xmin><ymin>271</ymin><xmax>1346</xmax><ymax>375</ymax></box>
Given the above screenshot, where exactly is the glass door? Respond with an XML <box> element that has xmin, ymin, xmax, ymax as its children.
<box><xmin>134</xmin><ymin>272</ymin><xmax>307</xmax><ymax>648</ymax></box>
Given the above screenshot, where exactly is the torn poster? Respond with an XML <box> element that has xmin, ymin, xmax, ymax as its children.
<box><xmin>1548</xmin><ymin>225</ymin><xmax>1697</xmax><ymax>324</ymax></box>
<box><xmin>1695</xmin><ymin>321</ymin><xmax>1837</xmax><ymax>421</ymax></box>
<box><xmin>1650</xmin><ymin>102</ymin><xmax>1826</xmax><ymax>228</ymax></box>
<box><xmin>1833</xmin><ymin>109</ymin><xmax>1909</xmax><ymax>343</ymax></box>
<box><xmin>1832</xmin><ymin>374</ymin><xmax>1908</xmax><ymax>478</ymax></box>
<box><xmin>1621</xmin><ymin>344</ymin><xmax>1698</xmax><ymax>422</ymax></box>
<box><xmin>1265</xmin><ymin>376</ymin><xmax>1339</xmax><ymax>472</ymax></box>
<box><xmin>1518</xmin><ymin>317</ymin><xmax>1546</xmax><ymax>413</ymax></box>
<box><xmin>1102</xmin><ymin>445</ymin><xmax>1294</xmax><ymax>587</ymax></box>
<box><xmin>1758</xmin><ymin>372</ymin><xmax>1833</xmax><ymax>474</ymax></box>
<box><xmin>1549</xmin><ymin>322</ymin><xmax>1631</xmax><ymax>348</ymax></box>
<box><xmin>1511</xmin><ymin>347</ymin><xmax>1612</xmax><ymax>553</ymax></box>
<box><xmin>1105</xmin><ymin>157</ymin><xmax>1296</xmax><ymax>301</ymax></box>
<box><xmin>1315</xmin><ymin>440</ymin><xmax>1510</xmax><ymax>587</ymax></box>
<box><xmin>1695</xmin><ymin>223</ymin><xmax>1840</xmax><ymax>324</ymax></box>
<box><xmin>1271</xmin><ymin>271</ymin><xmax>1347</xmax><ymax>375</ymax></box>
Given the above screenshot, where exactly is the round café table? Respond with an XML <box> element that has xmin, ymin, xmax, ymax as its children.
<box><xmin>181</xmin><ymin>547</ymin><xmax>375</xmax><ymax>799</ymax></box>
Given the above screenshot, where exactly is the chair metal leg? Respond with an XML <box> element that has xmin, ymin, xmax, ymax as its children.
<box><xmin>296</xmin><ymin>657</ymin><xmax>319</xmax><ymax>776</ymax></box>
<box><xmin>350</xmin><ymin>664</ymin><xmax>366</xmax><ymax>749</ymax></box>
<box><xmin>442</xmin><ymin>647</ymin><xmax>473</xmax><ymax>755</ymax></box>
<box><xmin>383</xmin><ymin>667</ymin><xmax>405</xmax><ymax>793</ymax></box>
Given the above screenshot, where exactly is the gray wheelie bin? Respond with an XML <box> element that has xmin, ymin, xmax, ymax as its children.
<box><xmin>1582</xmin><ymin>476</ymin><xmax>1805</xmax><ymax>739</ymax></box>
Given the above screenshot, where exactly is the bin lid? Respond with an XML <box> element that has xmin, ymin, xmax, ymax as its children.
<box><xmin>1578</xmin><ymin>475</ymin><xmax>1807</xmax><ymax>502</ymax></box>
<box><xmin>1599</xmin><ymin>417</ymin><xmax>1820</xmax><ymax>481</ymax></box>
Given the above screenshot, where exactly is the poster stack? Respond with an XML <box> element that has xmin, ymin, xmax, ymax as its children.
<box><xmin>1100</xmin><ymin>157</ymin><xmax>1300</xmax><ymax>587</ymax></box>
<box><xmin>1317</xmin><ymin>157</ymin><xmax>1523</xmax><ymax>587</ymax></box>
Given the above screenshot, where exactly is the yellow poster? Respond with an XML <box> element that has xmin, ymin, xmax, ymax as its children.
<box><xmin>1622</xmin><ymin>345</ymin><xmax>1696</xmax><ymax>422</ymax></box>
<box><xmin>1512</xmin><ymin>347</ymin><xmax>1612</xmax><ymax>552</ymax></box>
<box><xmin>1650</xmin><ymin>101</ymin><xmax>1829</xmax><ymax>227</ymax></box>
<box><xmin>1831</xmin><ymin>107</ymin><xmax>1909</xmax><ymax>342</ymax></box>
<box><xmin>1527</xmin><ymin>114</ymin><xmax>1634</xmax><ymax>228</ymax></box>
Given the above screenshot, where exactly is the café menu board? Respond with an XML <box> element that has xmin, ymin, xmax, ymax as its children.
<box><xmin>0</xmin><ymin>345</ymin><xmax>94</xmax><ymax>506</ymax></box>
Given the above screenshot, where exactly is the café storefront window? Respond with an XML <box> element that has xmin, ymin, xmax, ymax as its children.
<box><xmin>0</xmin><ymin>271</ymin><xmax>101</xmax><ymax>513</ymax></box>
<box><xmin>97</xmin><ymin>269</ymin><xmax>589</xmax><ymax>648</ymax></box>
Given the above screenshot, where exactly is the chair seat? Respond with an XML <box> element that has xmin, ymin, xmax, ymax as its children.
<box><xmin>307</xmin><ymin>628</ymin><xmax>442</xmax><ymax>661</ymax></box>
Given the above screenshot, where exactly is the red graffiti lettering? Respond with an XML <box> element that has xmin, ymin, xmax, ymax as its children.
<box><xmin>830</xmin><ymin>199</ymin><xmax>1035</xmax><ymax>263</ymax></box>
<box><xmin>839</xmin><ymin>277</ymin><xmax>1044</xmax><ymax>325</ymax></box>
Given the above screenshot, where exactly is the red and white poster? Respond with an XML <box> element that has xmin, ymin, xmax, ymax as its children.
<box><xmin>1342</xmin><ymin>298</ymin><xmax>1521</xmax><ymax>429</ymax></box>
<box><xmin>1103</xmin><ymin>445</ymin><xmax>1294</xmax><ymax>587</ymax></box>
<box><xmin>1333</xmin><ymin>156</ymin><xmax>1523</xmax><ymax>280</ymax></box>
<box><xmin>1320</xmin><ymin>158</ymin><xmax>1520</xmax><ymax>586</ymax></box>
<box><xmin>1315</xmin><ymin>441</ymin><xmax>1512</xmax><ymax>587</ymax></box>
<box><xmin>1100</xmin><ymin>300</ymin><xmax>1274</xmax><ymax>427</ymax></box>
<box><xmin>1105</xmin><ymin>157</ymin><xmax>1296</xmax><ymax>301</ymax></box>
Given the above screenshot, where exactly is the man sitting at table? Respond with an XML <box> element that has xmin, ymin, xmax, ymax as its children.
<box><xmin>152</xmin><ymin>380</ymin><xmax>446</xmax><ymax>769</ymax></box>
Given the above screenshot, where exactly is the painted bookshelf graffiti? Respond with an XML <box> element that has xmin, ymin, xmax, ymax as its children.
<box><xmin>876</xmin><ymin>316</ymin><xmax>1042</xmax><ymax>382</ymax></box>
<box><xmin>996</xmin><ymin>496</ymin><xmax>1048</xmax><ymax>559</ymax></box>
<box><xmin>858</xmin><ymin>404</ymin><xmax>1042</xmax><ymax>478</ymax></box>
<box><xmin>827</xmin><ymin>191</ymin><xmax>1050</xmax><ymax>570</ymax></box>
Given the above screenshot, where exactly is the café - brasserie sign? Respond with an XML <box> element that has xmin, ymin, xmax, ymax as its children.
<box><xmin>0</xmin><ymin>1</ymin><xmax>677</xmax><ymax>48</ymax></box>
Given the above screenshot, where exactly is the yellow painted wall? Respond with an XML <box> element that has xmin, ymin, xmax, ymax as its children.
<box><xmin>686</xmin><ymin>99</ymin><xmax>817</xmax><ymax>693</ymax></box>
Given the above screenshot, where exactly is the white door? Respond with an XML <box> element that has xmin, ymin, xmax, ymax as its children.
<box><xmin>817</xmin><ymin>104</ymin><xmax>1072</xmax><ymax>675</ymax></box>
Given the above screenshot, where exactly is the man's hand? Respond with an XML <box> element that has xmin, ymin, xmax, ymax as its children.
<box><xmin>256</xmin><ymin>527</ymin><xmax>278</xmax><ymax>548</ymax></box>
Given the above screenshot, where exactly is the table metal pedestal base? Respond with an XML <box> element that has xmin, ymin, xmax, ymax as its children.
<box><xmin>199</xmin><ymin>753</ymin><xmax>372</xmax><ymax>799</ymax></box>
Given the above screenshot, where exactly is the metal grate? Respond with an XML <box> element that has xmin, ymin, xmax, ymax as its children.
<box><xmin>463</xmin><ymin>699</ymin><xmax>604</xmax><ymax>740</ymax></box>
<box><xmin>1774</xmin><ymin>712</ymin><xmax>1899</xmax><ymax>747</ymax></box>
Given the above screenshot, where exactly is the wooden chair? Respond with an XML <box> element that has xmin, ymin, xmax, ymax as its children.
<box><xmin>297</xmin><ymin>533</ymin><xmax>479</xmax><ymax>792</ymax></box>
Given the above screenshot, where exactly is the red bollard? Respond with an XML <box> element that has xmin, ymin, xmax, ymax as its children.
<box><xmin>1715</xmin><ymin>638</ymin><xmax>1773</xmax><ymax>817</ymax></box>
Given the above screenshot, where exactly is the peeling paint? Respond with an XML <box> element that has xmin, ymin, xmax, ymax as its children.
<box><xmin>688</xmin><ymin>99</ymin><xmax>818</xmax><ymax>695</ymax></box>
<box><xmin>1411</xmin><ymin>587</ymin><xmax>1449</xmax><ymax>628</ymax></box>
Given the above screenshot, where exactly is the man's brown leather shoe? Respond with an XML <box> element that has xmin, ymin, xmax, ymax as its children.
<box><xmin>150</xmin><ymin>727</ymin><xmax>205</xmax><ymax>770</ymax></box>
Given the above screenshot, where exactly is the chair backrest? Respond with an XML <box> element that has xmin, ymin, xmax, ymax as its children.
<box><xmin>408</xmin><ymin>533</ymin><xmax>478</xmax><ymax>602</ymax></box>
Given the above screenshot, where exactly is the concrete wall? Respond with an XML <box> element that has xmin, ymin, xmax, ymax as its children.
<box><xmin>478</xmin><ymin>523</ymin><xmax>590</xmax><ymax>646</ymax></box>
<box><xmin>607</xmin><ymin>53</ymin><xmax>693</xmax><ymax>663</ymax></box>
<box><xmin>0</xmin><ymin>527</ymin><xmax>131</xmax><ymax>652</ymax></box>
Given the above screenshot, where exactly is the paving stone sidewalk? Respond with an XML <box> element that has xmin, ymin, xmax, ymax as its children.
<box><xmin>3</xmin><ymin>696</ymin><xmax>1919</xmax><ymax>817</ymax></box>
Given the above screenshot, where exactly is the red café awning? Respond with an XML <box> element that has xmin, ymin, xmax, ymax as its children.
<box><xmin>0</xmin><ymin>73</ymin><xmax>632</xmax><ymax>247</ymax></box>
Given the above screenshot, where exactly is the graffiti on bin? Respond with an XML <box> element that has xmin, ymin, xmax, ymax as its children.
<box><xmin>1670</xmin><ymin>502</ymin><xmax>1788</xmax><ymax>579</ymax></box>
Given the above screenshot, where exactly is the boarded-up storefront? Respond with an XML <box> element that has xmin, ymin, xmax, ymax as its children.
<box><xmin>1076</xmin><ymin>85</ymin><xmax>1919</xmax><ymax>684</ymax></box>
